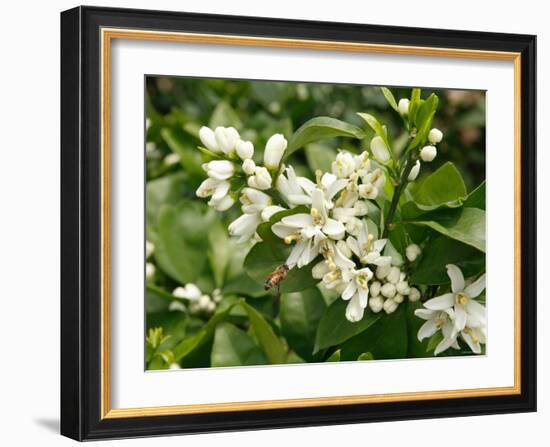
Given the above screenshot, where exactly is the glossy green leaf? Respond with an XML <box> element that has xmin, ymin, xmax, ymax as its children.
<box><xmin>161</xmin><ymin>127</ymin><xmax>204</xmax><ymax>178</ymax></box>
<box><xmin>280</xmin><ymin>287</ymin><xmax>327</xmax><ymax>361</ymax></box>
<box><xmin>380</xmin><ymin>87</ymin><xmax>399</xmax><ymax>112</ymax></box>
<box><xmin>209</xmin><ymin>101</ymin><xmax>242</xmax><ymax>129</ymax></box>
<box><xmin>408</xmin><ymin>93</ymin><xmax>438</xmax><ymax>149</ymax></box>
<box><xmin>210</xmin><ymin>322</ymin><xmax>267</xmax><ymax>367</ymax></box>
<box><xmin>340</xmin><ymin>305</ymin><xmax>408</xmax><ymax>361</ymax></box>
<box><xmin>410</xmin><ymin>236</ymin><xmax>485</xmax><ymax>285</ymax></box>
<box><xmin>207</xmin><ymin>219</ymin><xmax>230</xmax><ymax>288</ymax></box>
<box><xmin>464</xmin><ymin>181</ymin><xmax>486</xmax><ymax>210</ymax></box>
<box><xmin>240</xmin><ymin>301</ymin><xmax>287</xmax><ymax>364</ymax></box>
<box><xmin>411</xmin><ymin>162</ymin><xmax>467</xmax><ymax>209</ymax></box>
<box><xmin>409</xmin><ymin>207</ymin><xmax>486</xmax><ymax>252</ymax></box>
<box><xmin>305</xmin><ymin>143</ymin><xmax>337</xmax><ymax>173</ymax></box>
<box><xmin>243</xmin><ymin>241</ymin><xmax>319</xmax><ymax>293</ymax></box>
<box><xmin>146</xmin><ymin>172</ymin><xmax>190</xmax><ymax>229</ymax></box>
<box><xmin>285</xmin><ymin>117</ymin><xmax>365</xmax><ymax>158</ymax></box>
<box><xmin>314</xmin><ymin>299</ymin><xmax>382</xmax><ymax>353</ymax></box>
<box><xmin>326</xmin><ymin>350</ymin><xmax>341</xmax><ymax>362</ymax></box>
<box><xmin>357</xmin><ymin>352</ymin><xmax>374</xmax><ymax>361</ymax></box>
<box><xmin>357</xmin><ymin>113</ymin><xmax>391</xmax><ymax>151</ymax></box>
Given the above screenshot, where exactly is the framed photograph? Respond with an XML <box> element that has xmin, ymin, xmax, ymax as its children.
<box><xmin>60</xmin><ymin>6</ymin><xmax>536</xmax><ymax>441</ymax></box>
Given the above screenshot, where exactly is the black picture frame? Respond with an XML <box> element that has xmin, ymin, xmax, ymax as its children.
<box><xmin>61</xmin><ymin>5</ymin><xmax>536</xmax><ymax>441</ymax></box>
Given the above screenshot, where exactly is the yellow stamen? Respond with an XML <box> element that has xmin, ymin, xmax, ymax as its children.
<box><xmin>362</xmin><ymin>234</ymin><xmax>374</xmax><ymax>253</ymax></box>
<box><xmin>310</xmin><ymin>207</ymin><xmax>322</xmax><ymax>225</ymax></box>
<box><xmin>456</xmin><ymin>292</ymin><xmax>470</xmax><ymax>306</ymax></box>
<box><xmin>284</xmin><ymin>233</ymin><xmax>300</xmax><ymax>245</ymax></box>
<box><xmin>315</xmin><ymin>169</ymin><xmax>323</xmax><ymax>187</ymax></box>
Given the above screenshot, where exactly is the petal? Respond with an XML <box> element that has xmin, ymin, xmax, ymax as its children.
<box><xmin>418</xmin><ymin>319</ymin><xmax>438</xmax><ymax>341</ymax></box>
<box><xmin>296</xmin><ymin>177</ymin><xmax>316</xmax><ymax>195</ymax></box>
<box><xmin>372</xmin><ymin>255</ymin><xmax>392</xmax><ymax>266</ymax></box>
<box><xmin>261</xmin><ymin>205</ymin><xmax>285</xmax><ymax>221</ymax></box>
<box><xmin>288</xmin><ymin>194</ymin><xmax>312</xmax><ymax>206</ymax></box>
<box><xmin>446</xmin><ymin>264</ymin><xmax>465</xmax><ymax>293</ymax></box>
<box><xmin>327</xmin><ymin>179</ymin><xmax>349</xmax><ymax>200</ymax></box>
<box><xmin>345</xmin><ymin>294</ymin><xmax>365</xmax><ymax>323</ymax></box>
<box><xmin>271</xmin><ymin>223</ymin><xmax>296</xmax><ymax>239</ymax></box>
<box><xmin>461</xmin><ymin>332</ymin><xmax>481</xmax><ymax>354</ymax></box>
<box><xmin>424</xmin><ymin>293</ymin><xmax>454</xmax><ymax>310</ymax></box>
<box><xmin>280</xmin><ymin>213</ymin><xmax>313</xmax><ymax>228</ymax></box>
<box><xmin>311</xmin><ymin>189</ymin><xmax>326</xmax><ymax>216</ymax></box>
<box><xmin>454</xmin><ymin>305</ymin><xmax>467</xmax><ymax>332</ymax></box>
<box><xmin>341</xmin><ymin>281</ymin><xmax>357</xmax><ymax>301</ymax></box>
<box><xmin>464</xmin><ymin>274</ymin><xmax>486</xmax><ymax>298</ymax></box>
<box><xmin>435</xmin><ymin>331</ymin><xmax>458</xmax><ymax>356</ymax></box>
<box><xmin>346</xmin><ymin>236</ymin><xmax>361</xmax><ymax>258</ymax></box>
<box><xmin>414</xmin><ymin>308</ymin><xmax>437</xmax><ymax>320</ymax></box>
<box><xmin>357</xmin><ymin>286</ymin><xmax>369</xmax><ymax>308</ymax></box>
<box><xmin>373</xmin><ymin>239</ymin><xmax>387</xmax><ymax>252</ymax></box>
<box><xmin>323</xmin><ymin>218</ymin><xmax>346</xmax><ymax>239</ymax></box>
<box><xmin>286</xmin><ymin>240</ymin><xmax>306</xmax><ymax>268</ymax></box>
<box><xmin>466</xmin><ymin>299</ymin><xmax>487</xmax><ymax>325</ymax></box>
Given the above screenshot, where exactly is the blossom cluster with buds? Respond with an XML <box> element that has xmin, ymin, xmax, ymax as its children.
<box><xmin>172</xmin><ymin>283</ymin><xmax>223</xmax><ymax>316</ymax></box>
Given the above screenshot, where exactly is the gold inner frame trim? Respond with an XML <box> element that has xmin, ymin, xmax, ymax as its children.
<box><xmin>100</xmin><ymin>27</ymin><xmax>522</xmax><ymax>419</ymax></box>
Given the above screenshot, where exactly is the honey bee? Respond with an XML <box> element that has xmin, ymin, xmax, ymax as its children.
<box><xmin>264</xmin><ymin>264</ymin><xmax>289</xmax><ymax>290</ymax></box>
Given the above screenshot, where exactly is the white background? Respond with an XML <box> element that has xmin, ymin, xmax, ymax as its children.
<box><xmin>111</xmin><ymin>39</ymin><xmax>515</xmax><ymax>408</ymax></box>
<box><xmin>0</xmin><ymin>0</ymin><xmax>546</xmax><ymax>445</ymax></box>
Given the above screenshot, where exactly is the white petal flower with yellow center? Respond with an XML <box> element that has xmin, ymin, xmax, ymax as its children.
<box><xmin>340</xmin><ymin>267</ymin><xmax>374</xmax><ymax>322</ymax></box>
<box><xmin>331</xmin><ymin>151</ymin><xmax>356</xmax><ymax>179</ymax></box>
<box><xmin>276</xmin><ymin>165</ymin><xmax>316</xmax><ymax>206</ymax></box>
<box><xmin>423</xmin><ymin>264</ymin><xmax>486</xmax><ymax>335</ymax></box>
<box><xmin>414</xmin><ymin>308</ymin><xmax>460</xmax><ymax>355</ymax></box>
<box><xmin>346</xmin><ymin>221</ymin><xmax>392</xmax><ymax>266</ymax></box>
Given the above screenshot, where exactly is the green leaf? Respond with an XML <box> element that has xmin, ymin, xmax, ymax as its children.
<box><xmin>340</xmin><ymin>305</ymin><xmax>408</xmax><ymax>360</ymax></box>
<box><xmin>357</xmin><ymin>113</ymin><xmax>391</xmax><ymax>151</ymax></box>
<box><xmin>380</xmin><ymin>87</ymin><xmax>399</xmax><ymax>112</ymax></box>
<box><xmin>357</xmin><ymin>352</ymin><xmax>374</xmax><ymax>361</ymax></box>
<box><xmin>305</xmin><ymin>143</ymin><xmax>337</xmax><ymax>173</ymax></box>
<box><xmin>326</xmin><ymin>350</ymin><xmax>341</xmax><ymax>362</ymax></box>
<box><xmin>285</xmin><ymin>117</ymin><xmax>365</xmax><ymax>159</ymax></box>
<box><xmin>314</xmin><ymin>299</ymin><xmax>382</xmax><ymax>353</ymax></box>
<box><xmin>223</xmin><ymin>272</ymin><xmax>269</xmax><ymax>298</ymax></box>
<box><xmin>207</xmin><ymin>219</ymin><xmax>230</xmax><ymax>288</ymax></box>
<box><xmin>146</xmin><ymin>172</ymin><xmax>190</xmax><ymax>230</ymax></box>
<box><xmin>210</xmin><ymin>322</ymin><xmax>267</xmax><ymax>367</ymax></box>
<box><xmin>280</xmin><ymin>287</ymin><xmax>327</xmax><ymax>361</ymax></box>
<box><xmin>240</xmin><ymin>301</ymin><xmax>287</xmax><ymax>364</ymax></box>
<box><xmin>243</xmin><ymin>241</ymin><xmax>319</xmax><ymax>293</ymax></box>
<box><xmin>409</xmin><ymin>207</ymin><xmax>486</xmax><ymax>252</ymax></box>
<box><xmin>209</xmin><ymin>101</ymin><xmax>242</xmax><ymax>129</ymax></box>
<box><xmin>426</xmin><ymin>331</ymin><xmax>443</xmax><ymax>353</ymax></box>
<box><xmin>410</xmin><ymin>236</ymin><xmax>485</xmax><ymax>285</ymax></box>
<box><xmin>464</xmin><ymin>181</ymin><xmax>486</xmax><ymax>210</ymax></box>
<box><xmin>155</xmin><ymin>202</ymin><xmax>214</xmax><ymax>284</ymax></box>
<box><xmin>161</xmin><ymin>127</ymin><xmax>204</xmax><ymax>177</ymax></box>
<box><xmin>411</xmin><ymin>162</ymin><xmax>467</xmax><ymax>209</ymax></box>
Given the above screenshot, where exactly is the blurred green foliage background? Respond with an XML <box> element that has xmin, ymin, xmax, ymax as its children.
<box><xmin>145</xmin><ymin>77</ymin><xmax>485</xmax><ymax>369</ymax></box>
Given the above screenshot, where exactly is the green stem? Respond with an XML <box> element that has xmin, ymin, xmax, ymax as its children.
<box><xmin>382</xmin><ymin>151</ymin><xmax>415</xmax><ymax>238</ymax></box>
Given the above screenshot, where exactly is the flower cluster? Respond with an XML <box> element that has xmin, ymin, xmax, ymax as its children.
<box><xmin>172</xmin><ymin>283</ymin><xmax>223</xmax><ymax>316</ymax></box>
<box><xmin>415</xmin><ymin>264</ymin><xmax>486</xmax><ymax>355</ymax></box>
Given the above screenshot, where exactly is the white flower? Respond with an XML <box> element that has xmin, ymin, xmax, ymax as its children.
<box><xmin>316</xmin><ymin>172</ymin><xmax>349</xmax><ymax>210</ymax></box>
<box><xmin>164</xmin><ymin>153</ymin><xmax>180</xmax><ymax>166</ymax></box>
<box><xmin>228</xmin><ymin>213</ymin><xmax>262</xmax><ymax>243</ymax></box>
<box><xmin>398</xmin><ymin>98</ymin><xmax>410</xmax><ymax>116</ymax></box>
<box><xmin>261</xmin><ymin>205</ymin><xmax>286</xmax><ymax>221</ymax></box>
<box><xmin>415</xmin><ymin>308</ymin><xmax>460</xmax><ymax>355</ymax></box>
<box><xmin>146</xmin><ymin>240</ymin><xmax>154</xmax><ymax>259</ymax></box>
<box><xmin>408</xmin><ymin>160</ymin><xmax>421</xmax><ymax>181</ymax></box>
<box><xmin>332</xmin><ymin>191</ymin><xmax>360</xmax><ymax>223</ymax></box>
<box><xmin>321</xmin><ymin>240</ymin><xmax>356</xmax><ymax>272</ymax></box>
<box><xmin>272</xmin><ymin>189</ymin><xmax>346</xmax><ymax>268</ymax></box>
<box><xmin>332</xmin><ymin>151</ymin><xmax>356</xmax><ymax>178</ymax></box>
<box><xmin>383</xmin><ymin>298</ymin><xmax>398</xmax><ymax>314</ymax></box>
<box><xmin>336</xmin><ymin>240</ymin><xmax>352</xmax><ymax>258</ymax></box>
<box><xmin>242</xmin><ymin>158</ymin><xmax>256</xmax><ymax>175</ymax></box>
<box><xmin>203</xmin><ymin>160</ymin><xmax>235</xmax><ymax>181</ymax></box>
<box><xmin>208</xmin><ymin>194</ymin><xmax>235</xmax><ymax>211</ymax></box>
<box><xmin>214</xmin><ymin>126</ymin><xmax>240</xmax><ymax>156</ymax></box>
<box><xmin>386</xmin><ymin>266</ymin><xmax>400</xmax><ymax>285</ymax></box>
<box><xmin>408</xmin><ymin>287</ymin><xmax>421</xmax><ymax>302</ymax></box>
<box><xmin>394</xmin><ymin>293</ymin><xmax>404</xmax><ymax>304</ymax></box>
<box><xmin>353</xmin><ymin>201</ymin><xmax>369</xmax><ymax>217</ymax></box>
<box><xmin>248</xmin><ymin>166</ymin><xmax>272</xmax><ymax>190</ymax></box>
<box><xmin>173</xmin><ymin>283</ymin><xmax>202</xmax><ymax>300</ymax></box>
<box><xmin>345</xmin><ymin>217</ymin><xmax>362</xmax><ymax>237</ymax></box>
<box><xmin>264</xmin><ymin>133</ymin><xmax>287</xmax><ymax>169</ymax></box>
<box><xmin>423</xmin><ymin>264</ymin><xmax>486</xmax><ymax>335</ymax></box>
<box><xmin>199</xmin><ymin>126</ymin><xmax>220</xmax><ymax>153</ymax></box>
<box><xmin>375</xmin><ymin>264</ymin><xmax>391</xmax><ymax>280</ymax></box>
<box><xmin>460</xmin><ymin>326</ymin><xmax>486</xmax><ymax>354</ymax></box>
<box><xmin>276</xmin><ymin>165</ymin><xmax>316</xmax><ymax>206</ymax></box>
<box><xmin>145</xmin><ymin>262</ymin><xmax>155</xmax><ymax>281</ymax></box>
<box><xmin>396</xmin><ymin>280</ymin><xmax>410</xmax><ymax>295</ymax></box>
<box><xmin>346</xmin><ymin>221</ymin><xmax>391</xmax><ymax>266</ymax></box>
<box><xmin>370</xmin><ymin>136</ymin><xmax>391</xmax><ymax>163</ymax></box>
<box><xmin>196</xmin><ymin>178</ymin><xmax>230</xmax><ymax>200</ymax></box>
<box><xmin>381</xmin><ymin>282</ymin><xmax>396</xmax><ymax>298</ymax></box>
<box><xmin>406</xmin><ymin>243</ymin><xmax>422</xmax><ymax>262</ymax></box>
<box><xmin>420</xmin><ymin>145</ymin><xmax>437</xmax><ymax>162</ymax></box>
<box><xmin>341</xmin><ymin>267</ymin><xmax>374</xmax><ymax>322</ymax></box>
<box><xmin>358</xmin><ymin>183</ymin><xmax>378</xmax><ymax>200</ymax></box>
<box><xmin>169</xmin><ymin>363</ymin><xmax>181</xmax><ymax>370</ymax></box>
<box><xmin>240</xmin><ymin>188</ymin><xmax>271</xmax><ymax>214</ymax></box>
<box><xmin>236</xmin><ymin>140</ymin><xmax>254</xmax><ymax>160</ymax></box>
<box><xmin>369</xmin><ymin>281</ymin><xmax>381</xmax><ymax>297</ymax></box>
<box><xmin>428</xmin><ymin>128</ymin><xmax>443</xmax><ymax>144</ymax></box>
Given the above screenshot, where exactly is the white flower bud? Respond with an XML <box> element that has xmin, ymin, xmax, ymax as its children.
<box><xmin>145</xmin><ymin>142</ymin><xmax>157</xmax><ymax>154</ymax></box>
<box><xmin>369</xmin><ymin>296</ymin><xmax>384</xmax><ymax>313</ymax></box>
<box><xmin>406</xmin><ymin>243</ymin><xmax>422</xmax><ymax>262</ymax></box>
<box><xmin>383</xmin><ymin>298</ymin><xmax>398</xmax><ymax>314</ymax></box>
<box><xmin>396</xmin><ymin>280</ymin><xmax>410</xmax><ymax>295</ymax></box>
<box><xmin>146</xmin><ymin>240</ymin><xmax>154</xmax><ymax>259</ymax></box>
<box><xmin>173</xmin><ymin>283</ymin><xmax>202</xmax><ymax>300</ymax></box>
<box><xmin>370</xmin><ymin>136</ymin><xmax>391</xmax><ymax>163</ymax></box>
<box><xmin>212</xmin><ymin>288</ymin><xmax>223</xmax><ymax>303</ymax></box>
<box><xmin>428</xmin><ymin>128</ymin><xmax>443</xmax><ymax>144</ymax></box>
<box><xmin>420</xmin><ymin>145</ymin><xmax>437</xmax><ymax>162</ymax></box>
<box><xmin>145</xmin><ymin>262</ymin><xmax>155</xmax><ymax>281</ymax></box>
<box><xmin>164</xmin><ymin>153</ymin><xmax>181</xmax><ymax>166</ymax></box>
<box><xmin>204</xmin><ymin>160</ymin><xmax>235</xmax><ymax>181</ymax></box>
<box><xmin>264</xmin><ymin>133</ymin><xmax>287</xmax><ymax>169</ymax></box>
<box><xmin>408</xmin><ymin>287</ymin><xmax>421</xmax><ymax>302</ymax></box>
<box><xmin>353</xmin><ymin>201</ymin><xmax>368</xmax><ymax>216</ymax></box>
<box><xmin>206</xmin><ymin>301</ymin><xmax>216</xmax><ymax>313</ymax></box>
<box><xmin>381</xmin><ymin>282</ymin><xmax>396</xmax><ymax>298</ymax></box>
<box><xmin>345</xmin><ymin>217</ymin><xmax>362</xmax><ymax>237</ymax></box>
<box><xmin>236</xmin><ymin>140</ymin><xmax>254</xmax><ymax>160</ymax></box>
<box><xmin>408</xmin><ymin>160</ymin><xmax>421</xmax><ymax>181</ymax></box>
<box><xmin>332</xmin><ymin>151</ymin><xmax>356</xmax><ymax>178</ymax></box>
<box><xmin>376</xmin><ymin>264</ymin><xmax>391</xmax><ymax>280</ymax></box>
<box><xmin>248</xmin><ymin>166</ymin><xmax>272</xmax><ymax>190</ymax></box>
<box><xmin>261</xmin><ymin>205</ymin><xmax>285</xmax><ymax>222</ymax></box>
<box><xmin>393</xmin><ymin>293</ymin><xmax>404</xmax><ymax>304</ymax></box>
<box><xmin>312</xmin><ymin>261</ymin><xmax>331</xmax><ymax>279</ymax></box>
<box><xmin>386</xmin><ymin>266</ymin><xmax>401</xmax><ymax>284</ymax></box>
<box><xmin>208</xmin><ymin>194</ymin><xmax>235</xmax><ymax>211</ymax></box>
<box><xmin>199</xmin><ymin>126</ymin><xmax>220</xmax><ymax>152</ymax></box>
<box><xmin>369</xmin><ymin>281</ymin><xmax>381</xmax><ymax>297</ymax></box>
<box><xmin>242</xmin><ymin>158</ymin><xmax>256</xmax><ymax>175</ymax></box>
<box><xmin>398</xmin><ymin>98</ymin><xmax>410</xmax><ymax>116</ymax></box>
<box><xmin>337</xmin><ymin>240</ymin><xmax>352</xmax><ymax>258</ymax></box>
<box><xmin>215</xmin><ymin>127</ymin><xmax>240</xmax><ymax>155</ymax></box>
<box><xmin>169</xmin><ymin>301</ymin><xmax>186</xmax><ymax>312</ymax></box>
<box><xmin>198</xmin><ymin>294</ymin><xmax>211</xmax><ymax>310</ymax></box>
<box><xmin>169</xmin><ymin>363</ymin><xmax>181</xmax><ymax>370</ymax></box>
